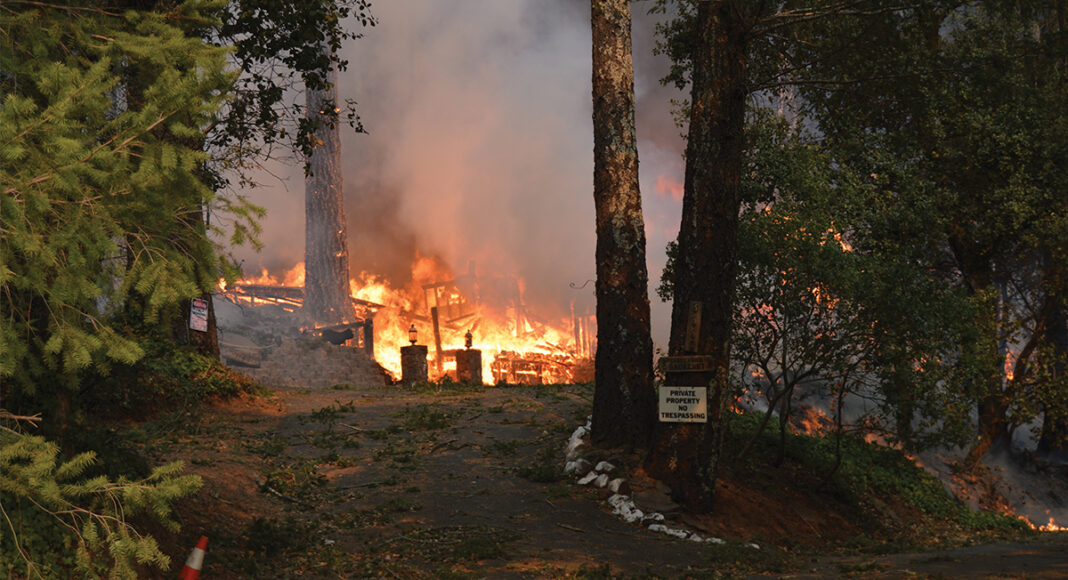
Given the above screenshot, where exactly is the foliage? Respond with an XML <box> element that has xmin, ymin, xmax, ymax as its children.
<box><xmin>517</xmin><ymin>445</ymin><xmax>567</xmax><ymax>483</ymax></box>
<box><xmin>84</xmin><ymin>341</ymin><xmax>258</xmax><ymax>420</ymax></box>
<box><xmin>0</xmin><ymin>434</ymin><xmax>201</xmax><ymax>579</ymax></box>
<box><xmin>207</xmin><ymin>0</ymin><xmax>375</xmax><ymax>183</ymax></box>
<box><xmin>0</xmin><ymin>2</ymin><xmax>263</xmax><ymax>575</ymax></box>
<box><xmin>398</xmin><ymin>404</ymin><xmax>453</xmax><ymax>431</ymax></box>
<box><xmin>724</xmin><ymin>411</ymin><xmax>1028</xmax><ymax>535</ymax></box>
<box><xmin>788</xmin><ymin>1</ymin><xmax>1068</xmax><ymax>451</ymax></box>
<box><xmin>0</xmin><ymin>0</ymin><xmax>244</xmax><ymax>421</ymax></box>
<box><xmin>653</xmin><ymin>0</ymin><xmax>1068</xmax><ymax>454</ymax></box>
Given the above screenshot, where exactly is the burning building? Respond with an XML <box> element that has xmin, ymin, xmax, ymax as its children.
<box><xmin>216</xmin><ymin>257</ymin><xmax>594</xmax><ymax>386</ymax></box>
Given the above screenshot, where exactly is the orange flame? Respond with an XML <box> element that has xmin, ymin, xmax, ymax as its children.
<box><xmin>223</xmin><ymin>259</ymin><xmax>590</xmax><ymax>384</ymax></box>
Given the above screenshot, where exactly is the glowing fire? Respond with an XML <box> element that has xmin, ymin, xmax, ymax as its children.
<box><xmin>221</xmin><ymin>258</ymin><xmax>592</xmax><ymax>383</ymax></box>
<box><xmin>791</xmin><ymin>406</ymin><xmax>834</xmax><ymax>436</ymax></box>
<box><xmin>1020</xmin><ymin>511</ymin><xmax>1068</xmax><ymax>532</ymax></box>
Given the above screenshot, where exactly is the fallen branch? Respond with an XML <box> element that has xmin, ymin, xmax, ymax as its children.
<box><xmin>255</xmin><ymin>479</ymin><xmax>317</xmax><ymax>509</ymax></box>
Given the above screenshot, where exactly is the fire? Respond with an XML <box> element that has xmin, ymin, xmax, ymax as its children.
<box><xmin>1004</xmin><ymin>350</ymin><xmax>1016</xmax><ymax>382</ymax></box>
<box><xmin>241</xmin><ymin>263</ymin><xmax>305</xmax><ymax>287</ymax></box>
<box><xmin>1020</xmin><ymin>512</ymin><xmax>1068</xmax><ymax>532</ymax></box>
<box><xmin>220</xmin><ymin>258</ymin><xmax>594</xmax><ymax>384</ymax></box>
<box><xmin>790</xmin><ymin>406</ymin><xmax>834</xmax><ymax>436</ymax></box>
<box><xmin>822</xmin><ymin>226</ymin><xmax>853</xmax><ymax>253</ymax></box>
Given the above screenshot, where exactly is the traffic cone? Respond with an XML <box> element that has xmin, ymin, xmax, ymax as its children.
<box><xmin>177</xmin><ymin>536</ymin><xmax>208</xmax><ymax>580</ymax></box>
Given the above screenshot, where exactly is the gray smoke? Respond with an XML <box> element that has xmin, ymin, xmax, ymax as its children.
<box><xmin>229</xmin><ymin>0</ymin><xmax>686</xmax><ymax>347</ymax></box>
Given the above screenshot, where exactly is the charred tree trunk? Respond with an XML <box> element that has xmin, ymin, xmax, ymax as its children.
<box><xmin>304</xmin><ymin>59</ymin><xmax>353</xmax><ymax>325</ymax></box>
<box><xmin>645</xmin><ymin>0</ymin><xmax>748</xmax><ymax>512</ymax></box>
<box><xmin>589</xmin><ymin>0</ymin><xmax>655</xmax><ymax>450</ymax></box>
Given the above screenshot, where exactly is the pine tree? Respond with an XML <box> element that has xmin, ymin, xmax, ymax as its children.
<box><xmin>589</xmin><ymin>0</ymin><xmax>656</xmax><ymax>450</ymax></box>
<box><xmin>303</xmin><ymin>55</ymin><xmax>354</xmax><ymax>324</ymax></box>
<box><xmin>1</xmin><ymin>1</ymin><xmax>233</xmax><ymax>574</ymax></box>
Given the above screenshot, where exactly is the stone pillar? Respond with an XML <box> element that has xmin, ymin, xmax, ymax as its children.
<box><xmin>455</xmin><ymin>349</ymin><xmax>483</xmax><ymax>386</ymax></box>
<box><xmin>401</xmin><ymin>345</ymin><xmax>428</xmax><ymax>384</ymax></box>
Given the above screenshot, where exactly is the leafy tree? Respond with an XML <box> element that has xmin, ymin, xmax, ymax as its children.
<box><xmin>590</xmin><ymin>0</ymin><xmax>657</xmax><ymax>450</ymax></box>
<box><xmin>653</xmin><ymin>0</ymin><xmax>1068</xmax><ymax>472</ymax></box>
<box><xmin>788</xmin><ymin>0</ymin><xmax>1068</xmax><ymax>463</ymax></box>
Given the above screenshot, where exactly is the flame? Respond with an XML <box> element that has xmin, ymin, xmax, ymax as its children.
<box><xmin>1004</xmin><ymin>350</ymin><xmax>1016</xmax><ymax>382</ymax></box>
<box><xmin>791</xmin><ymin>406</ymin><xmax>833</xmax><ymax>436</ymax></box>
<box><xmin>222</xmin><ymin>258</ymin><xmax>591</xmax><ymax>384</ymax></box>
<box><xmin>240</xmin><ymin>264</ymin><xmax>305</xmax><ymax>287</ymax></box>
<box><xmin>1019</xmin><ymin>511</ymin><xmax>1068</xmax><ymax>532</ymax></box>
<box><xmin>822</xmin><ymin>226</ymin><xmax>854</xmax><ymax>253</ymax></box>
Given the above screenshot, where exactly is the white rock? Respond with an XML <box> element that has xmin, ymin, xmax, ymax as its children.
<box><xmin>577</xmin><ymin>471</ymin><xmax>599</xmax><ymax>485</ymax></box>
<box><xmin>608</xmin><ymin>478</ymin><xmax>626</xmax><ymax>493</ymax></box>
<box><xmin>746</xmin><ymin>542</ymin><xmax>760</xmax><ymax>550</ymax></box>
<box><xmin>641</xmin><ymin>512</ymin><xmax>665</xmax><ymax>524</ymax></box>
<box><xmin>594</xmin><ymin>461</ymin><xmax>615</xmax><ymax>473</ymax></box>
<box><xmin>707</xmin><ymin>537</ymin><xmax>726</xmax><ymax>545</ymax></box>
<box><xmin>647</xmin><ymin>522</ymin><xmax>690</xmax><ymax>539</ymax></box>
<box><xmin>608</xmin><ymin>494</ymin><xmax>645</xmax><ymax>523</ymax></box>
<box><xmin>566</xmin><ymin>436</ymin><xmax>586</xmax><ymax>457</ymax></box>
<box><xmin>564</xmin><ymin>458</ymin><xmax>591</xmax><ymax>474</ymax></box>
<box><xmin>666</xmin><ymin>527</ymin><xmax>689</xmax><ymax>539</ymax></box>
<box><xmin>593</xmin><ymin>473</ymin><xmax>610</xmax><ymax>488</ymax></box>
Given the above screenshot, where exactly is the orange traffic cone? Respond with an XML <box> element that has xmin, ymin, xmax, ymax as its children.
<box><xmin>177</xmin><ymin>536</ymin><xmax>208</xmax><ymax>580</ymax></box>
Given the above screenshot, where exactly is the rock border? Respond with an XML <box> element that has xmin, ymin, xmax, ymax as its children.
<box><xmin>562</xmin><ymin>417</ymin><xmax>750</xmax><ymax>545</ymax></box>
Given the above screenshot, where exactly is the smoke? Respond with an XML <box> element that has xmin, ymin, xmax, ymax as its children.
<box><xmin>229</xmin><ymin>0</ymin><xmax>686</xmax><ymax>347</ymax></box>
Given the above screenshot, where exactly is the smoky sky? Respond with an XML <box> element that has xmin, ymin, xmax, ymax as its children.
<box><xmin>230</xmin><ymin>0</ymin><xmax>686</xmax><ymax>347</ymax></box>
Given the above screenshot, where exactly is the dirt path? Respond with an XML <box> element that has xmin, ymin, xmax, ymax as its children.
<box><xmin>162</xmin><ymin>382</ymin><xmax>718</xmax><ymax>578</ymax></box>
<box><xmin>156</xmin><ymin>382</ymin><xmax>1068</xmax><ymax>578</ymax></box>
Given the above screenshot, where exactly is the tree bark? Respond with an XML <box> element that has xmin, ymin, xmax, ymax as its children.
<box><xmin>645</xmin><ymin>0</ymin><xmax>748</xmax><ymax>512</ymax></box>
<box><xmin>1038</xmin><ymin>252</ymin><xmax>1068</xmax><ymax>455</ymax></box>
<box><xmin>304</xmin><ymin>58</ymin><xmax>353</xmax><ymax>325</ymax></box>
<box><xmin>589</xmin><ymin>0</ymin><xmax>655</xmax><ymax>450</ymax></box>
<box><xmin>950</xmin><ymin>233</ymin><xmax>1012</xmax><ymax>466</ymax></box>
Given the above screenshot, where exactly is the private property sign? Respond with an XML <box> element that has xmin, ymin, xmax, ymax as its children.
<box><xmin>658</xmin><ymin>386</ymin><xmax>708</xmax><ymax>423</ymax></box>
<box><xmin>189</xmin><ymin>298</ymin><xmax>209</xmax><ymax>332</ymax></box>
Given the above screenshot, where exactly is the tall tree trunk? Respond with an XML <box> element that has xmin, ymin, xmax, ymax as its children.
<box><xmin>589</xmin><ymin>0</ymin><xmax>655</xmax><ymax>450</ymax></box>
<box><xmin>952</xmin><ymin>234</ymin><xmax>1011</xmax><ymax>466</ymax></box>
<box><xmin>645</xmin><ymin>0</ymin><xmax>747</xmax><ymax>512</ymax></box>
<box><xmin>304</xmin><ymin>58</ymin><xmax>353</xmax><ymax>325</ymax></box>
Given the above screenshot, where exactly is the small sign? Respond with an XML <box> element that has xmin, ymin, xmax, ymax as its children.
<box><xmin>659</xmin><ymin>386</ymin><xmax>707</xmax><ymax>423</ymax></box>
<box><xmin>660</xmin><ymin>355</ymin><xmax>715</xmax><ymax>373</ymax></box>
<box><xmin>189</xmin><ymin>298</ymin><xmax>209</xmax><ymax>332</ymax></box>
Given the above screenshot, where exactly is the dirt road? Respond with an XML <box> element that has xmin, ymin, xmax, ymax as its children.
<box><xmin>155</xmin><ymin>381</ymin><xmax>1068</xmax><ymax>578</ymax></box>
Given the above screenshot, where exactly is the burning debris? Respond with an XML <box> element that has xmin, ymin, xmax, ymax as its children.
<box><xmin>490</xmin><ymin>351</ymin><xmax>594</xmax><ymax>385</ymax></box>
<box><xmin>218</xmin><ymin>282</ymin><xmax>378</xmax><ymax>356</ymax></box>
<box><xmin>218</xmin><ymin>258</ymin><xmax>595</xmax><ymax>385</ymax></box>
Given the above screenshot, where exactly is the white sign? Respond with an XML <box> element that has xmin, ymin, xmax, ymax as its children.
<box><xmin>658</xmin><ymin>386</ymin><xmax>707</xmax><ymax>423</ymax></box>
<box><xmin>189</xmin><ymin>298</ymin><xmax>209</xmax><ymax>332</ymax></box>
